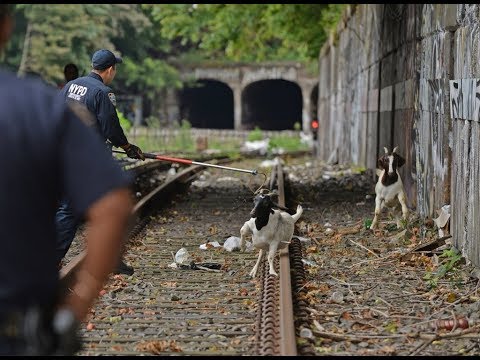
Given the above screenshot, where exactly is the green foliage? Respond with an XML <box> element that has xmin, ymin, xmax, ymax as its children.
<box><xmin>145</xmin><ymin>116</ymin><xmax>161</xmax><ymax>129</ymax></box>
<box><xmin>268</xmin><ymin>134</ymin><xmax>309</xmax><ymax>152</ymax></box>
<box><xmin>207</xmin><ymin>137</ymin><xmax>242</xmax><ymax>156</ymax></box>
<box><xmin>6</xmin><ymin>5</ymin><xmax>152</xmax><ymax>83</ymax></box>
<box><xmin>423</xmin><ymin>248</ymin><xmax>463</xmax><ymax>289</ymax></box>
<box><xmin>385</xmin><ymin>223</ymin><xmax>398</xmax><ymax>232</ymax></box>
<box><xmin>175</xmin><ymin>120</ymin><xmax>194</xmax><ymax>151</ymax></box>
<box><xmin>5</xmin><ymin>4</ymin><xmax>346</xmax><ymax>98</ymax></box>
<box><xmin>383</xmin><ymin>321</ymin><xmax>398</xmax><ymax>334</ymax></box>
<box><xmin>116</xmin><ymin>57</ymin><xmax>182</xmax><ymax>100</ymax></box>
<box><xmin>364</xmin><ymin>219</ymin><xmax>373</xmax><ymax>229</ymax></box>
<box><xmin>117</xmin><ymin>109</ymin><xmax>131</xmax><ymax>133</ymax></box>
<box><xmin>5</xmin><ymin>4</ymin><xmax>179</xmax><ymax>95</ymax></box>
<box><xmin>247</xmin><ymin>126</ymin><xmax>264</xmax><ymax>141</ymax></box>
<box><xmin>148</xmin><ymin>4</ymin><xmax>347</xmax><ymax>63</ymax></box>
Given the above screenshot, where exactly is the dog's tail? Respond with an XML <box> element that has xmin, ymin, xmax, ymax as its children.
<box><xmin>292</xmin><ymin>205</ymin><xmax>303</xmax><ymax>222</ymax></box>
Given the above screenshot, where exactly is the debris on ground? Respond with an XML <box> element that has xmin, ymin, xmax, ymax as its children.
<box><xmin>288</xmin><ymin>159</ymin><xmax>480</xmax><ymax>356</ymax></box>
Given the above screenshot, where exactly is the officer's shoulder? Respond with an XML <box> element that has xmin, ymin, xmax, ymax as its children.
<box><xmin>1</xmin><ymin>70</ymin><xmax>57</xmax><ymax>98</ymax></box>
<box><xmin>99</xmin><ymin>83</ymin><xmax>113</xmax><ymax>93</ymax></box>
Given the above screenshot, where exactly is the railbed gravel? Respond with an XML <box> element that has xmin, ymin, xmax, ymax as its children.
<box><xmin>64</xmin><ymin>155</ymin><xmax>480</xmax><ymax>356</ymax></box>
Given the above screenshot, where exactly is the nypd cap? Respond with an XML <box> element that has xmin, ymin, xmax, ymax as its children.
<box><xmin>91</xmin><ymin>49</ymin><xmax>123</xmax><ymax>70</ymax></box>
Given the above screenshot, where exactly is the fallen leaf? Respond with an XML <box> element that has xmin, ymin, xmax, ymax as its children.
<box><xmin>446</xmin><ymin>292</ymin><xmax>456</xmax><ymax>303</ymax></box>
<box><xmin>239</xmin><ymin>288</ymin><xmax>249</xmax><ymax>296</ymax></box>
<box><xmin>341</xmin><ymin>311</ymin><xmax>353</xmax><ymax>320</ymax></box>
<box><xmin>136</xmin><ymin>340</ymin><xmax>182</xmax><ymax>354</ymax></box>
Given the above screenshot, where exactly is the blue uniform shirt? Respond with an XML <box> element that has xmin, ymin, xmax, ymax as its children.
<box><xmin>60</xmin><ymin>72</ymin><xmax>129</xmax><ymax>147</ymax></box>
<box><xmin>0</xmin><ymin>69</ymin><xmax>133</xmax><ymax>311</ymax></box>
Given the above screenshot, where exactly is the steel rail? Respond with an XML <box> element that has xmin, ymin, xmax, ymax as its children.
<box><xmin>60</xmin><ymin>162</ymin><xmax>205</xmax><ymax>283</ymax></box>
<box><xmin>61</xmin><ymin>154</ymin><xmax>239</xmax><ymax>282</ymax></box>
<box><xmin>276</xmin><ymin>161</ymin><xmax>298</xmax><ymax>356</ymax></box>
<box><xmin>256</xmin><ymin>159</ymin><xmax>298</xmax><ymax>356</ymax></box>
<box><xmin>59</xmin><ymin>155</ymin><xmax>302</xmax><ymax>356</ymax></box>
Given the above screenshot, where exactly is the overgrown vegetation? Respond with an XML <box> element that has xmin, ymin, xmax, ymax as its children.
<box><xmin>5</xmin><ymin>4</ymin><xmax>346</xmax><ymax>93</ymax></box>
<box><xmin>148</xmin><ymin>4</ymin><xmax>346</xmax><ymax>65</ymax></box>
<box><xmin>175</xmin><ymin>120</ymin><xmax>194</xmax><ymax>152</ymax></box>
<box><xmin>127</xmin><ymin>119</ymin><xmax>310</xmax><ymax>155</ymax></box>
<box><xmin>247</xmin><ymin>126</ymin><xmax>264</xmax><ymax>142</ymax></box>
<box><xmin>268</xmin><ymin>134</ymin><xmax>309</xmax><ymax>153</ymax></box>
<box><xmin>423</xmin><ymin>248</ymin><xmax>463</xmax><ymax>289</ymax></box>
<box><xmin>117</xmin><ymin>109</ymin><xmax>131</xmax><ymax>133</ymax></box>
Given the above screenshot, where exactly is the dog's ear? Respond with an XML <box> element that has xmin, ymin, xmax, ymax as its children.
<box><xmin>377</xmin><ymin>156</ymin><xmax>386</xmax><ymax>169</ymax></box>
<box><xmin>396</xmin><ymin>154</ymin><xmax>406</xmax><ymax>168</ymax></box>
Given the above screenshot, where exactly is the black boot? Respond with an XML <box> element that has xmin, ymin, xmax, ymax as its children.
<box><xmin>114</xmin><ymin>259</ymin><xmax>134</xmax><ymax>276</ymax></box>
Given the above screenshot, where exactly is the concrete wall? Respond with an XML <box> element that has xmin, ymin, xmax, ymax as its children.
<box><xmin>318</xmin><ymin>4</ymin><xmax>480</xmax><ymax>266</ymax></box>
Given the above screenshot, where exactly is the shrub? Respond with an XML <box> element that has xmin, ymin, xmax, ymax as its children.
<box><xmin>176</xmin><ymin>119</ymin><xmax>194</xmax><ymax>151</ymax></box>
<box><xmin>117</xmin><ymin>109</ymin><xmax>131</xmax><ymax>133</ymax></box>
<box><xmin>268</xmin><ymin>134</ymin><xmax>309</xmax><ymax>152</ymax></box>
<box><xmin>247</xmin><ymin>126</ymin><xmax>263</xmax><ymax>141</ymax></box>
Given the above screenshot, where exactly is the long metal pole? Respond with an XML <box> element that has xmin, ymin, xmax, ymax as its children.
<box><xmin>112</xmin><ymin>150</ymin><xmax>258</xmax><ymax>175</ymax></box>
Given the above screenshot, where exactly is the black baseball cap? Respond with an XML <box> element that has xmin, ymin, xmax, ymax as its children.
<box><xmin>91</xmin><ymin>49</ymin><xmax>123</xmax><ymax>70</ymax></box>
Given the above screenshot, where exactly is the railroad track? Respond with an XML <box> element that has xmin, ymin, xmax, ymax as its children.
<box><xmin>60</xmin><ymin>155</ymin><xmax>314</xmax><ymax>356</ymax></box>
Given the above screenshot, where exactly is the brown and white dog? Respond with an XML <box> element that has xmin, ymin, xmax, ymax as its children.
<box><xmin>370</xmin><ymin>146</ymin><xmax>408</xmax><ymax>230</ymax></box>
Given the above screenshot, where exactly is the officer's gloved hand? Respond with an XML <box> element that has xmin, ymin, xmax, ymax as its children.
<box><xmin>125</xmin><ymin>143</ymin><xmax>145</xmax><ymax>160</ymax></box>
<box><xmin>22</xmin><ymin>306</ymin><xmax>82</xmax><ymax>356</ymax></box>
<box><xmin>51</xmin><ymin>308</ymin><xmax>82</xmax><ymax>356</ymax></box>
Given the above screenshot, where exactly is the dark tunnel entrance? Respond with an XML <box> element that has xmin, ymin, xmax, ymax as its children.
<box><xmin>241</xmin><ymin>79</ymin><xmax>302</xmax><ymax>130</ymax></box>
<box><xmin>177</xmin><ymin>79</ymin><xmax>234</xmax><ymax>129</ymax></box>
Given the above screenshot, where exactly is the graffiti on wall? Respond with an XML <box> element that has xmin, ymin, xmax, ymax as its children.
<box><xmin>418</xmin><ymin>78</ymin><xmax>445</xmax><ymax>114</ymax></box>
<box><xmin>449</xmin><ymin>78</ymin><xmax>480</xmax><ymax>120</ymax></box>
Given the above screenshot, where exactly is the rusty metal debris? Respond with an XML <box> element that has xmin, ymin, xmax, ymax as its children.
<box><xmin>433</xmin><ymin>317</ymin><xmax>469</xmax><ymax>331</ymax></box>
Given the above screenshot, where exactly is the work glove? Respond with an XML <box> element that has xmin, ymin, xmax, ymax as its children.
<box><xmin>51</xmin><ymin>308</ymin><xmax>82</xmax><ymax>356</ymax></box>
<box><xmin>22</xmin><ymin>306</ymin><xmax>82</xmax><ymax>356</ymax></box>
<box><xmin>125</xmin><ymin>144</ymin><xmax>145</xmax><ymax>160</ymax></box>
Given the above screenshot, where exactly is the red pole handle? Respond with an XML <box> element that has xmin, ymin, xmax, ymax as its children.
<box><xmin>112</xmin><ymin>150</ymin><xmax>257</xmax><ymax>175</ymax></box>
<box><xmin>151</xmin><ymin>154</ymin><xmax>193</xmax><ymax>165</ymax></box>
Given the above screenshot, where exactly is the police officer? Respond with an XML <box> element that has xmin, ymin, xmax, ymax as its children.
<box><xmin>56</xmin><ymin>48</ymin><xmax>145</xmax><ymax>275</ymax></box>
<box><xmin>58</xmin><ymin>63</ymin><xmax>79</xmax><ymax>88</ymax></box>
<box><xmin>0</xmin><ymin>4</ymin><xmax>134</xmax><ymax>355</ymax></box>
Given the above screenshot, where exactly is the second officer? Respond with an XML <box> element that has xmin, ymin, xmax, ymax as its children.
<box><xmin>56</xmin><ymin>49</ymin><xmax>145</xmax><ymax>275</ymax></box>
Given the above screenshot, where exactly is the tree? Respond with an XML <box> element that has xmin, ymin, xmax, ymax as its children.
<box><xmin>146</xmin><ymin>4</ymin><xmax>346</xmax><ymax>65</ymax></box>
<box><xmin>2</xmin><ymin>4</ymin><xmax>345</xmax><ymax>108</ymax></box>
<box><xmin>5</xmin><ymin>5</ymin><xmax>153</xmax><ymax>85</ymax></box>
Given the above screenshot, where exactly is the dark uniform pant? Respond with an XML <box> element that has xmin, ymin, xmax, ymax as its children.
<box><xmin>55</xmin><ymin>142</ymin><xmax>113</xmax><ymax>264</ymax></box>
<box><xmin>55</xmin><ymin>199</ymin><xmax>81</xmax><ymax>264</ymax></box>
<box><xmin>0</xmin><ymin>337</ymin><xmax>23</xmax><ymax>356</ymax></box>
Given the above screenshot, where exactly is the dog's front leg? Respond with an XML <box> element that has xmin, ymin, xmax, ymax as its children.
<box><xmin>398</xmin><ymin>191</ymin><xmax>408</xmax><ymax>226</ymax></box>
<box><xmin>240</xmin><ymin>222</ymin><xmax>252</xmax><ymax>252</ymax></box>
<box><xmin>267</xmin><ymin>245</ymin><xmax>279</xmax><ymax>276</ymax></box>
<box><xmin>370</xmin><ymin>196</ymin><xmax>382</xmax><ymax>230</ymax></box>
<box><xmin>250</xmin><ymin>249</ymin><xmax>264</xmax><ymax>278</ymax></box>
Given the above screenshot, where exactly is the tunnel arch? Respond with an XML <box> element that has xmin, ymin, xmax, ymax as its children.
<box><xmin>177</xmin><ymin>79</ymin><xmax>234</xmax><ymax>129</ymax></box>
<box><xmin>241</xmin><ymin>79</ymin><xmax>303</xmax><ymax>130</ymax></box>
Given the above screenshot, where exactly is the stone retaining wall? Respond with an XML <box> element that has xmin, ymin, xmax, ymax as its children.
<box><xmin>318</xmin><ymin>4</ymin><xmax>480</xmax><ymax>266</ymax></box>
